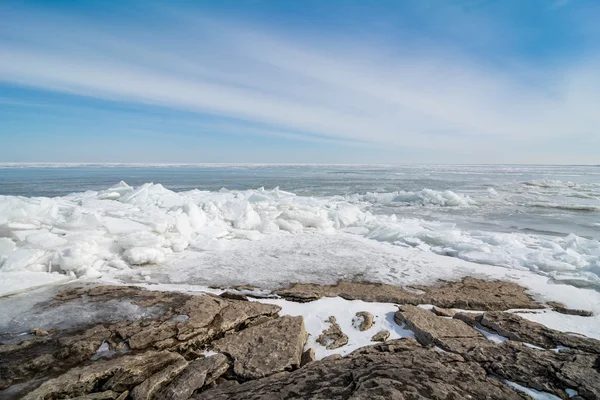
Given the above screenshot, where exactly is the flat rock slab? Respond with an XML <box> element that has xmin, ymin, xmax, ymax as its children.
<box><xmin>130</xmin><ymin>358</ymin><xmax>189</xmax><ymax>400</ymax></box>
<box><xmin>0</xmin><ymin>284</ymin><xmax>281</xmax><ymax>394</ymax></box>
<box><xmin>479</xmin><ymin>312</ymin><xmax>600</xmax><ymax>354</ymax></box>
<box><xmin>395</xmin><ymin>305</ymin><xmax>483</xmax><ymax>348</ymax></box>
<box><xmin>155</xmin><ymin>354</ymin><xmax>229</xmax><ymax>400</ymax></box>
<box><xmin>194</xmin><ymin>339</ymin><xmax>524</xmax><ymax>400</ymax></box>
<box><xmin>274</xmin><ymin>277</ymin><xmax>543</xmax><ymax>310</ymax></box>
<box><xmin>211</xmin><ymin>315</ymin><xmax>307</xmax><ymax>380</ymax></box>
<box><xmin>22</xmin><ymin>351</ymin><xmax>184</xmax><ymax>400</ymax></box>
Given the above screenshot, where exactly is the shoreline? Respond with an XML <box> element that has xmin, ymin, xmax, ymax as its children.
<box><xmin>1</xmin><ymin>277</ymin><xmax>599</xmax><ymax>399</ymax></box>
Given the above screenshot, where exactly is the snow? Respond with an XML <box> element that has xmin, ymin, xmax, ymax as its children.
<box><xmin>252</xmin><ymin>297</ymin><xmax>415</xmax><ymax>360</ymax></box>
<box><xmin>0</xmin><ymin>271</ymin><xmax>71</xmax><ymax>297</ymax></box>
<box><xmin>504</xmin><ymin>380</ymin><xmax>561</xmax><ymax>400</ymax></box>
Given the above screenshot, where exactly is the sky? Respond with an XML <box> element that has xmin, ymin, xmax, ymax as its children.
<box><xmin>0</xmin><ymin>0</ymin><xmax>599</xmax><ymax>164</ymax></box>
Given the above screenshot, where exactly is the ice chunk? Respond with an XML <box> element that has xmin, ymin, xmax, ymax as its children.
<box><xmin>233</xmin><ymin>204</ymin><xmax>261</xmax><ymax>230</ymax></box>
<box><xmin>119</xmin><ymin>182</ymin><xmax>151</xmax><ymax>204</ymax></box>
<box><xmin>103</xmin><ymin>217</ymin><xmax>151</xmax><ymax>235</ymax></box>
<box><xmin>123</xmin><ymin>247</ymin><xmax>165</xmax><ymax>265</ymax></box>
<box><xmin>183</xmin><ymin>202</ymin><xmax>207</xmax><ymax>230</ymax></box>
<box><xmin>1</xmin><ymin>248</ymin><xmax>50</xmax><ymax>272</ymax></box>
<box><xmin>25</xmin><ymin>231</ymin><xmax>68</xmax><ymax>249</ymax></box>
<box><xmin>118</xmin><ymin>231</ymin><xmax>165</xmax><ymax>249</ymax></box>
<box><xmin>0</xmin><ymin>238</ymin><xmax>16</xmax><ymax>257</ymax></box>
<box><xmin>175</xmin><ymin>213</ymin><xmax>193</xmax><ymax>239</ymax></box>
<box><xmin>7</xmin><ymin>221</ymin><xmax>41</xmax><ymax>230</ymax></box>
<box><xmin>57</xmin><ymin>242</ymin><xmax>99</xmax><ymax>273</ymax></box>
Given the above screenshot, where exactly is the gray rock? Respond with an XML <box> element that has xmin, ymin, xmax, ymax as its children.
<box><xmin>22</xmin><ymin>351</ymin><xmax>183</xmax><ymax>400</ymax></box>
<box><xmin>394</xmin><ymin>305</ymin><xmax>483</xmax><ymax>349</ymax></box>
<box><xmin>130</xmin><ymin>358</ymin><xmax>189</xmax><ymax>400</ymax></box>
<box><xmin>193</xmin><ymin>338</ymin><xmax>524</xmax><ymax>400</ymax></box>
<box><xmin>352</xmin><ymin>311</ymin><xmax>374</xmax><ymax>331</ymax></box>
<box><xmin>316</xmin><ymin>316</ymin><xmax>348</xmax><ymax>350</ymax></box>
<box><xmin>0</xmin><ymin>284</ymin><xmax>281</xmax><ymax>393</ymax></box>
<box><xmin>321</xmin><ymin>354</ymin><xmax>342</xmax><ymax>361</ymax></box>
<box><xmin>155</xmin><ymin>354</ymin><xmax>229</xmax><ymax>400</ymax></box>
<box><xmin>479</xmin><ymin>311</ymin><xmax>600</xmax><ymax>353</ymax></box>
<box><xmin>274</xmin><ymin>277</ymin><xmax>543</xmax><ymax>310</ymax></box>
<box><xmin>371</xmin><ymin>330</ymin><xmax>390</xmax><ymax>342</ymax></box>
<box><xmin>455</xmin><ymin>339</ymin><xmax>600</xmax><ymax>399</ymax></box>
<box><xmin>68</xmin><ymin>391</ymin><xmax>121</xmax><ymax>400</ymax></box>
<box><xmin>219</xmin><ymin>292</ymin><xmax>249</xmax><ymax>301</ymax></box>
<box><xmin>431</xmin><ymin>307</ymin><xmax>456</xmax><ymax>317</ymax></box>
<box><xmin>547</xmin><ymin>301</ymin><xmax>593</xmax><ymax>317</ymax></box>
<box><xmin>211</xmin><ymin>316</ymin><xmax>307</xmax><ymax>380</ymax></box>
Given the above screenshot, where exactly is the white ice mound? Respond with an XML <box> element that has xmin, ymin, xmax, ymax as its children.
<box><xmin>357</xmin><ymin>189</ymin><xmax>476</xmax><ymax>207</ymax></box>
<box><xmin>0</xmin><ymin>183</ymin><xmax>599</xmax><ymax>290</ymax></box>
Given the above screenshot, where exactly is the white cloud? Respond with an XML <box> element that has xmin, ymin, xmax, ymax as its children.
<box><xmin>0</xmin><ymin>5</ymin><xmax>598</xmax><ymax>160</ymax></box>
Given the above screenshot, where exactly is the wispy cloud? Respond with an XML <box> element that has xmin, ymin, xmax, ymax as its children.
<box><xmin>0</xmin><ymin>3</ymin><xmax>598</xmax><ymax>161</ymax></box>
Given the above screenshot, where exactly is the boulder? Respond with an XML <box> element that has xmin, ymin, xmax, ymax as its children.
<box><xmin>352</xmin><ymin>311</ymin><xmax>374</xmax><ymax>331</ymax></box>
<box><xmin>371</xmin><ymin>330</ymin><xmax>390</xmax><ymax>342</ymax></box>
<box><xmin>316</xmin><ymin>316</ymin><xmax>348</xmax><ymax>350</ymax></box>
<box><xmin>394</xmin><ymin>305</ymin><xmax>483</xmax><ymax>349</ymax></box>
<box><xmin>211</xmin><ymin>316</ymin><xmax>307</xmax><ymax>380</ymax></box>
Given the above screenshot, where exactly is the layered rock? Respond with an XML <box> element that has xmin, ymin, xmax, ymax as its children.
<box><xmin>194</xmin><ymin>339</ymin><xmax>524</xmax><ymax>400</ymax></box>
<box><xmin>0</xmin><ymin>285</ymin><xmax>281</xmax><ymax>398</ymax></box>
<box><xmin>211</xmin><ymin>315</ymin><xmax>307</xmax><ymax>380</ymax></box>
<box><xmin>274</xmin><ymin>277</ymin><xmax>545</xmax><ymax>310</ymax></box>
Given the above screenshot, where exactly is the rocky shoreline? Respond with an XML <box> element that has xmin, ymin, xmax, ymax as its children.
<box><xmin>0</xmin><ymin>278</ymin><xmax>598</xmax><ymax>399</ymax></box>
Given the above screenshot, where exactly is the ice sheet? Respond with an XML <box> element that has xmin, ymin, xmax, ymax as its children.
<box><xmin>0</xmin><ymin>182</ymin><xmax>599</xmax><ymax>296</ymax></box>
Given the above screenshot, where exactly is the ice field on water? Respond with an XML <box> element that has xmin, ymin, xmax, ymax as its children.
<box><xmin>0</xmin><ymin>164</ymin><xmax>599</xmax><ymax>300</ymax></box>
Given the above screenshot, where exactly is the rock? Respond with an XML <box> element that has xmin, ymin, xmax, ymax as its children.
<box><xmin>115</xmin><ymin>391</ymin><xmax>128</xmax><ymax>400</ymax></box>
<box><xmin>316</xmin><ymin>316</ymin><xmax>348</xmax><ymax>350</ymax></box>
<box><xmin>31</xmin><ymin>328</ymin><xmax>49</xmax><ymax>337</ymax></box>
<box><xmin>300</xmin><ymin>348</ymin><xmax>315</xmax><ymax>366</ymax></box>
<box><xmin>352</xmin><ymin>311</ymin><xmax>374</xmax><ymax>331</ymax></box>
<box><xmin>155</xmin><ymin>354</ymin><xmax>229</xmax><ymax>400</ymax></box>
<box><xmin>274</xmin><ymin>277</ymin><xmax>542</xmax><ymax>310</ymax></box>
<box><xmin>394</xmin><ymin>305</ymin><xmax>483</xmax><ymax>349</ymax></box>
<box><xmin>22</xmin><ymin>351</ymin><xmax>184</xmax><ymax>400</ymax></box>
<box><xmin>68</xmin><ymin>391</ymin><xmax>121</xmax><ymax>400</ymax></box>
<box><xmin>193</xmin><ymin>338</ymin><xmax>523</xmax><ymax>400</ymax></box>
<box><xmin>1</xmin><ymin>284</ymin><xmax>282</xmax><ymax>396</ymax></box>
<box><xmin>431</xmin><ymin>307</ymin><xmax>456</xmax><ymax>317</ymax></box>
<box><xmin>211</xmin><ymin>316</ymin><xmax>307</xmax><ymax>380</ymax></box>
<box><xmin>371</xmin><ymin>330</ymin><xmax>390</xmax><ymax>342</ymax></box>
<box><xmin>0</xmin><ymin>324</ymin><xmax>112</xmax><ymax>392</ymax></box>
<box><xmin>479</xmin><ymin>312</ymin><xmax>600</xmax><ymax>353</ymax></box>
<box><xmin>456</xmin><ymin>339</ymin><xmax>600</xmax><ymax>399</ymax></box>
<box><xmin>219</xmin><ymin>292</ymin><xmax>249</xmax><ymax>301</ymax></box>
<box><xmin>547</xmin><ymin>301</ymin><xmax>593</xmax><ymax>317</ymax></box>
<box><xmin>321</xmin><ymin>354</ymin><xmax>342</xmax><ymax>361</ymax></box>
<box><xmin>130</xmin><ymin>358</ymin><xmax>189</xmax><ymax>400</ymax></box>
<box><xmin>274</xmin><ymin>281</ymin><xmax>420</xmax><ymax>304</ymax></box>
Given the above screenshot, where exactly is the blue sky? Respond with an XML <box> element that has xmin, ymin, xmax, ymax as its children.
<box><xmin>1</xmin><ymin>0</ymin><xmax>599</xmax><ymax>164</ymax></box>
